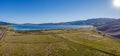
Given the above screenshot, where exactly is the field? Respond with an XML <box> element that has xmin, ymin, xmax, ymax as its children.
<box><xmin>0</xmin><ymin>28</ymin><xmax>120</xmax><ymax>56</ymax></box>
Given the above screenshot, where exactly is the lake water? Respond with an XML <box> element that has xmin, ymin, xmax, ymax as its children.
<box><xmin>10</xmin><ymin>25</ymin><xmax>93</xmax><ymax>31</ymax></box>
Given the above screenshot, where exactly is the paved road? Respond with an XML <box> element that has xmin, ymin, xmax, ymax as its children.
<box><xmin>0</xmin><ymin>29</ymin><xmax>7</xmax><ymax>40</ymax></box>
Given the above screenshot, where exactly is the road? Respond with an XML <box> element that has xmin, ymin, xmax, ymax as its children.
<box><xmin>0</xmin><ymin>29</ymin><xmax>7</xmax><ymax>40</ymax></box>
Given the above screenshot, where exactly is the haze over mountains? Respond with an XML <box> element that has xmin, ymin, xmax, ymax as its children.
<box><xmin>40</xmin><ymin>18</ymin><xmax>116</xmax><ymax>26</ymax></box>
<box><xmin>0</xmin><ymin>18</ymin><xmax>120</xmax><ymax>38</ymax></box>
<box><xmin>0</xmin><ymin>18</ymin><xmax>115</xmax><ymax>25</ymax></box>
<box><xmin>0</xmin><ymin>18</ymin><xmax>116</xmax><ymax>26</ymax></box>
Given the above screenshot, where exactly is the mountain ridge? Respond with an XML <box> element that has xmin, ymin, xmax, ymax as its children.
<box><xmin>0</xmin><ymin>21</ymin><xmax>16</xmax><ymax>25</ymax></box>
<box><xmin>38</xmin><ymin>18</ymin><xmax>116</xmax><ymax>26</ymax></box>
<box><xmin>0</xmin><ymin>18</ymin><xmax>116</xmax><ymax>26</ymax></box>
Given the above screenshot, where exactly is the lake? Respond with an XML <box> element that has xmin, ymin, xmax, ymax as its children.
<box><xmin>10</xmin><ymin>25</ymin><xmax>93</xmax><ymax>31</ymax></box>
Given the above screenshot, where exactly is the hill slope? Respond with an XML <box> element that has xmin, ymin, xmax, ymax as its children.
<box><xmin>0</xmin><ymin>18</ymin><xmax>116</xmax><ymax>26</ymax></box>
<box><xmin>0</xmin><ymin>21</ymin><xmax>15</xmax><ymax>25</ymax></box>
<box><xmin>40</xmin><ymin>18</ymin><xmax>116</xmax><ymax>26</ymax></box>
<box><xmin>97</xmin><ymin>19</ymin><xmax>120</xmax><ymax>38</ymax></box>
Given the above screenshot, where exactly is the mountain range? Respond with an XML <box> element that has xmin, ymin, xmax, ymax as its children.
<box><xmin>39</xmin><ymin>18</ymin><xmax>116</xmax><ymax>26</ymax></box>
<box><xmin>0</xmin><ymin>21</ymin><xmax>16</xmax><ymax>25</ymax></box>
<box><xmin>0</xmin><ymin>18</ymin><xmax>120</xmax><ymax>38</ymax></box>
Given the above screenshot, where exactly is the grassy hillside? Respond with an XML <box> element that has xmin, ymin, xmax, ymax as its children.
<box><xmin>97</xmin><ymin>19</ymin><xmax>120</xmax><ymax>38</ymax></box>
<box><xmin>0</xmin><ymin>28</ymin><xmax>120</xmax><ymax>56</ymax></box>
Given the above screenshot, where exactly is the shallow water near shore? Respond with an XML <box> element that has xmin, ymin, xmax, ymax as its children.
<box><xmin>10</xmin><ymin>25</ymin><xmax>93</xmax><ymax>31</ymax></box>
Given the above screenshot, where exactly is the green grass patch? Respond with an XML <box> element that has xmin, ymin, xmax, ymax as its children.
<box><xmin>0</xmin><ymin>28</ymin><xmax>119</xmax><ymax>56</ymax></box>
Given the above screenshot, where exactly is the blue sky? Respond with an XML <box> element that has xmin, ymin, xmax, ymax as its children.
<box><xmin>0</xmin><ymin>0</ymin><xmax>120</xmax><ymax>24</ymax></box>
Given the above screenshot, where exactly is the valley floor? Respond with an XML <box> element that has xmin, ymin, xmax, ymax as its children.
<box><xmin>0</xmin><ymin>28</ymin><xmax>120</xmax><ymax>56</ymax></box>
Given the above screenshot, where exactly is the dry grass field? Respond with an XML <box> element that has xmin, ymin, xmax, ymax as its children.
<box><xmin>0</xmin><ymin>28</ymin><xmax>120</xmax><ymax>56</ymax></box>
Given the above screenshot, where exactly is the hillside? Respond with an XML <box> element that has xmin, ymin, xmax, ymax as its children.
<box><xmin>40</xmin><ymin>18</ymin><xmax>116</xmax><ymax>26</ymax></box>
<box><xmin>0</xmin><ymin>21</ymin><xmax>15</xmax><ymax>25</ymax></box>
<box><xmin>1</xmin><ymin>18</ymin><xmax>115</xmax><ymax>26</ymax></box>
<box><xmin>97</xmin><ymin>19</ymin><xmax>120</xmax><ymax>38</ymax></box>
<box><xmin>1</xmin><ymin>28</ymin><xmax>120</xmax><ymax>56</ymax></box>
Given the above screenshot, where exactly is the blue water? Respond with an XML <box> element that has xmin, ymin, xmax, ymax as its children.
<box><xmin>10</xmin><ymin>25</ymin><xmax>93</xmax><ymax>31</ymax></box>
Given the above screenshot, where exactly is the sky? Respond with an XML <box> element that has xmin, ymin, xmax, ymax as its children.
<box><xmin>0</xmin><ymin>0</ymin><xmax>120</xmax><ymax>24</ymax></box>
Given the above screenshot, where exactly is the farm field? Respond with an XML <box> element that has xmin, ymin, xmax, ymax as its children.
<box><xmin>0</xmin><ymin>28</ymin><xmax>120</xmax><ymax>56</ymax></box>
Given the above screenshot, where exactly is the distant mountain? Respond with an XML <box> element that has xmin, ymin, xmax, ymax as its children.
<box><xmin>97</xmin><ymin>19</ymin><xmax>120</xmax><ymax>38</ymax></box>
<box><xmin>0</xmin><ymin>21</ymin><xmax>16</xmax><ymax>25</ymax></box>
<box><xmin>40</xmin><ymin>18</ymin><xmax>116</xmax><ymax>26</ymax></box>
<box><xmin>0</xmin><ymin>18</ymin><xmax>116</xmax><ymax>26</ymax></box>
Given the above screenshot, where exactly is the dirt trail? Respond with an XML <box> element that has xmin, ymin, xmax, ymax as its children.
<box><xmin>0</xmin><ymin>29</ymin><xmax>7</xmax><ymax>40</ymax></box>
